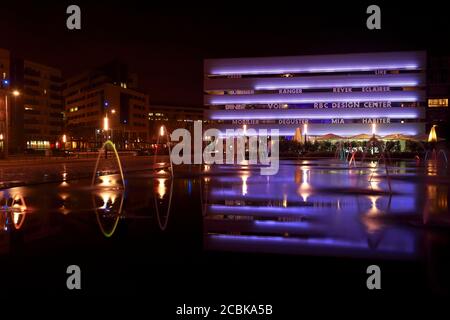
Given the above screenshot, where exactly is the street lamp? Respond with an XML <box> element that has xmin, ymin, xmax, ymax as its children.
<box><xmin>4</xmin><ymin>89</ymin><xmax>20</xmax><ymax>158</ymax></box>
<box><xmin>103</xmin><ymin>116</ymin><xmax>110</xmax><ymax>159</ymax></box>
<box><xmin>103</xmin><ymin>115</ymin><xmax>109</xmax><ymax>132</ymax></box>
<box><xmin>303</xmin><ymin>123</ymin><xmax>308</xmax><ymax>143</ymax></box>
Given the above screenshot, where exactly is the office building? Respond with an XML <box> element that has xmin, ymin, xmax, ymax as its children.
<box><xmin>63</xmin><ymin>61</ymin><xmax>150</xmax><ymax>150</ymax></box>
<box><xmin>204</xmin><ymin>51</ymin><xmax>427</xmax><ymax>139</ymax></box>
<box><xmin>0</xmin><ymin>48</ymin><xmax>64</xmax><ymax>154</ymax></box>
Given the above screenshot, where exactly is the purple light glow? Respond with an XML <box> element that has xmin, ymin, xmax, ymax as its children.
<box><xmin>207</xmin><ymin>108</ymin><xmax>423</xmax><ymax>120</ymax></box>
<box><xmin>207</xmin><ymin>234</ymin><xmax>415</xmax><ymax>254</ymax></box>
<box><xmin>209</xmin><ymin>204</ymin><xmax>326</xmax><ymax>217</ymax></box>
<box><xmin>211</xmin><ymin>65</ymin><xmax>419</xmax><ymax>76</ymax></box>
<box><xmin>254</xmin><ymin>82</ymin><xmax>418</xmax><ymax>90</ymax></box>
<box><xmin>204</xmin><ymin>74</ymin><xmax>425</xmax><ymax>91</ymax></box>
<box><xmin>205</xmin><ymin>51</ymin><xmax>426</xmax><ymax>76</ymax></box>
<box><xmin>206</xmin><ymin>91</ymin><xmax>422</xmax><ymax>105</ymax></box>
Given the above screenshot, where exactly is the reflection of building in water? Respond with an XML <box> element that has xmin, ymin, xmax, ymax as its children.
<box><xmin>202</xmin><ymin>163</ymin><xmax>422</xmax><ymax>259</ymax></box>
<box><xmin>425</xmin><ymin>184</ymin><xmax>450</xmax><ymax>225</ymax></box>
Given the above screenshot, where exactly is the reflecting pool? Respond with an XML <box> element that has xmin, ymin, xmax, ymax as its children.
<box><xmin>1</xmin><ymin>159</ymin><xmax>450</xmax><ymax>296</ymax></box>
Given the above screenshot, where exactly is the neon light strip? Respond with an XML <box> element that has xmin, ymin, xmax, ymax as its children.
<box><xmin>211</xmin><ymin>65</ymin><xmax>419</xmax><ymax>76</ymax></box>
<box><xmin>209</xmin><ymin>97</ymin><xmax>419</xmax><ymax>105</ymax></box>
<box><xmin>205</xmin><ymin>74</ymin><xmax>424</xmax><ymax>91</ymax></box>
<box><xmin>207</xmin><ymin>108</ymin><xmax>423</xmax><ymax>120</ymax></box>
<box><xmin>254</xmin><ymin>82</ymin><xmax>418</xmax><ymax>90</ymax></box>
<box><xmin>210</xmin><ymin>113</ymin><xmax>420</xmax><ymax>120</ymax></box>
<box><xmin>207</xmin><ymin>91</ymin><xmax>422</xmax><ymax>105</ymax></box>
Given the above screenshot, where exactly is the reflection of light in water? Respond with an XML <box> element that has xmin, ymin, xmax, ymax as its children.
<box><xmin>157</xmin><ymin>178</ymin><xmax>167</xmax><ymax>199</ymax></box>
<box><xmin>99</xmin><ymin>191</ymin><xmax>117</xmax><ymax>210</ymax></box>
<box><xmin>0</xmin><ymin>194</ymin><xmax>28</xmax><ymax>230</ymax></box>
<box><xmin>93</xmin><ymin>188</ymin><xmax>124</xmax><ymax>238</ymax></box>
<box><xmin>91</xmin><ymin>140</ymin><xmax>125</xmax><ymax>238</ymax></box>
<box><xmin>425</xmin><ymin>158</ymin><xmax>438</xmax><ymax>176</ymax></box>
<box><xmin>13</xmin><ymin>212</ymin><xmax>20</xmax><ymax>225</ymax></box>
<box><xmin>12</xmin><ymin>195</ymin><xmax>26</xmax><ymax>212</ymax></box>
<box><xmin>58</xmin><ymin>192</ymin><xmax>70</xmax><ymax>215</ymax></box>
<box><xmin>98</xmin><ymin>175</ymin><xmax>119</xmax><ymax>187</ymax></box>
<box><xmin>362</xmin><ymin>195</ymin><xmax>383</xmax><ymax>234</ymax></box>
<box><xmin>283</xmin><ymin>194</ymin><xmax>288</xmax><ymax>208</ymax></box>
<box><xmin>241</xmin><ymin>174</ymin><xmax>249</xmax><ymax>196</ymax></box>
<box><xmin>59</xmin><ymin>193</ymin><xmax>69</xmax><ymax>201</ymax></box>
<box><xmin>62</xmin><ymin>172</ymin><xmax>67</xmax><ymax>181</ymax></box>
<box><xmin>427</xmin><ymin>184</ymin><xmax>449</xmax><ymax>215</ymax></box>
<box><xmin>367</xmin><ymin>196</ymin><xmax>381</xmax><ymax>216</ymax></box>
<box><xmin>204</xmin><ymin>165</ymin><xmax>210</xmax><ymax>172</ymax></box>
<box><xmin>297</xmin><ymin>168</ymin><xmax>311</xmax><ymax>202</ymax></box>
<box><xmin>369</xmin><ymin>167</ymin><xmax>381</xmax><ymax>191</ymax></box>
<box><xmin>363</xmin><ymin>215</ymin><xmax>383</xmax><ymax>234</ymax></box>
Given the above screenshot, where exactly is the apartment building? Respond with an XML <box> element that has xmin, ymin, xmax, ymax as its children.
<box><xmin>0</xmin><ymin>48</ymin><xmax>64</xmax><ymax>154</ymax></box>
<box><xmin>63</xmin><ymin>61</ymin><xmax>150</xmax><ymax>150</ymax></box>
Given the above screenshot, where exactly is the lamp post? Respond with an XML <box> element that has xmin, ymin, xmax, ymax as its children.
<box><xmin>303</xmin><ymin>123</ymin><xmax>308</xmax><ymax>144</ymax></box>
<box><xmin>103</xmin><ymin>115</ymin><xmax>109</xmax><ymax>158</ymax></box>
<box><xmin>4</xmin><ymin>90</ymin><xmax>20</xmax><ymax>158</ymax></box>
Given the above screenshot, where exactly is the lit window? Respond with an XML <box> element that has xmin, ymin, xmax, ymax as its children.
<box><xmin>428</xmin><ymin>98</ymin><xmax>448</xmax><ymax>107</ymax></box>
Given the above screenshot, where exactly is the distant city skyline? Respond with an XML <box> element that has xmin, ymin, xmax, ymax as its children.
<box><xmin>1</xmin><ymin>2</ymin><xmax>450</xmax><ymax>106</ymax></box>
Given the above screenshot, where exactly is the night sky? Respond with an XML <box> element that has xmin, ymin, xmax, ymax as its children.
<box><xmin>1</xmin><ymin>1</ymin><xmax>449</xmax><ymax>107</ymax></box>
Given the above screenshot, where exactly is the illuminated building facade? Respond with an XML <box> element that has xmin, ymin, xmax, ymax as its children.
<box><xmin>0</xmin><ymin>48</ymin><xmax>64</xmax><ymax>153</ymax></box>
<box><xmin>204</xmin><ymin>51</ymin><xmax>427</xmax><ymax>138</ymax></box>
<box><xmin>63</xmin><ymin>61</ymin><xmax>150</xmax><ymax>150</ymax></box>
